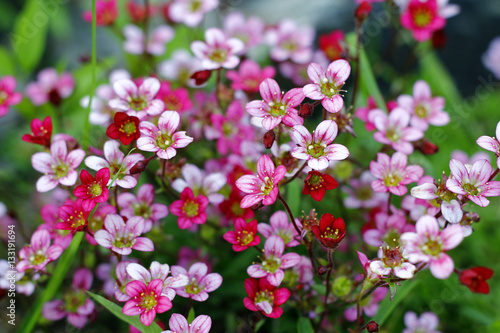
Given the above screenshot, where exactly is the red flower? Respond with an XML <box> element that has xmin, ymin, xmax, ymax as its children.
<box><xmin>170</xmin><ymin>188</ymin><xmax>209</xmax><ymax>229</ymax></box>
<box><xmin>302</xmin><ymin>171</ymin><xmax>338</xmax><ymax>202</ymax></box>
<box><xmin>56</xmin><ymin>199</ymin><xmax>90</xmax><ymax>232</ymax></box>
<box><xmin>219</xmin><ymin>191</ymin><xmax>254</xmax><ymax>221</ymax></box>
<box><xmin>459</xmin><ymin>267</ymin><xmax>494</xmax><ymax>294</ymax></box>
<box><xmin>106</xmin><ymin>112</ymin><xmax>140</xmax><ymax>145</ymax></box>
<box><xmin>22</xmin><ymin>116</ymin><xmax>52</xmax><ymax>147</ymax></box>
<box><xmin>311</xmin><ymin>213</ymin><xmax>346</xmax><ymax>249</ymax></box>
<box><xmin>243</xmin><ymin>278</ymin><xmax>290</xmax><ymax>319</ymax></box>
<box><xmin>355</xmin><ymin>1</ymin><xmax>373</xmax><ymax>24</ymax></box>
<box><xmin>223</xmin><ymin>218</ymin><xmax>260</xmax><ymax>252</ymax></box>
<box><xmin>319</xmin><ymin>30</ymin><xmax>346</xmax><ymax>61</ymax></box>
<box><xmin>73</xmin><ymin>168</ymin><xmax>110</xmax><ymax>211</ymax></box>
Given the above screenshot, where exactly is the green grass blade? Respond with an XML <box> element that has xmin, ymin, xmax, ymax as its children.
<box><xmin>372</xmin><ymin>279</ymin><xmax>419</xmax><ymax>326</ymax></box>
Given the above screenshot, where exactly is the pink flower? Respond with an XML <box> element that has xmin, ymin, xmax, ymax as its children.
<box><xmin>109</xmin><ymin>78</ymin><xmax>164</xmax><ymax>118</ymax></box>
<box><xmin>247</xmin><ymin>235</ymin><xmax>301</xmax><ymax>286</ymax></box>
<box><xmin>370</xmin><ymin>152</ymin><xmax>424</xmax><ymax>196</ymax></box>
<box><xmin>126</xmin><ymin>261</ymin><xmax>189</xmax><ymax>301</ymax></box>
<box><xmin>446</xmin><ymin>159</ymin><xmax>500</xmax><ymax>207</ymax></box>
<box><xmin>223</xmin><ymin>218</ymin><xmax>261</xmax><ymax>252</ymax></box>
<box><xmin>342</xmin><ymin>171</ymin><xmax>388</xmax><ymax>209</ymax></box>
<box><xmin>397</xmin><ymin>80</ymin><xmax>449</xmax><ymax>131</ymax></box>
<box><xmin>223</xmin><ymin>12</ymin><xmax>264</xmax><ymax>50</ymax></box>
<box><xmin>400</xmin><ymin>0</ymin><xmax>445</xmax><ymax>42</ymax></box>
<box><xmin>401</xmin><ymin>215</ymin><xmax>463</xmax><ymax>279</ymax></box>
<box><xmin>171</xmin><ymin>262</ymin><xmax>223</xmax><ymax>301</ymax></box>
<box><xmin>137</xmin><ymin>110</ymin><xmax>194</xmax><ymax>159</ymax></box>
<box><xmin>114</xmin><ymin>261</ymin><xmax>137</xmax><ymax>302</ymax></box>
<box><xmin>82</xmin><ymin>0</ymin><xmax>117</xmax><ymax>26</ymax></box>
<box><xmin>31</xmin><ymin>140</ymin><xmax>86</xmax><ymax>192</ymax></box>
<box><xmin>235</xmin><ymin>155</ymin><xmax>287</xmax><ymax>208</ymax></box>
<box><xmin>403</xmin><ymin>311</ymin><xmax>441</xmax><ymax>333</ymax></box>
<box><xmin>73</xmin><ymin>168</ymin><xmax>110</xmax><ymax>211</ymax></box>
<box><xmin>290</xmin><ymin>120</ymin><xmax>350</xmax><ymax>170</ymax></box>
<box><xmin>354</xmin><ymin>96</ymin><xmax>378</xmax><ymax>131</ymax></box>
<box><xmin>266</xmin><ymin>19</ymin><xmax>314</xmax><ymax>64</ymax></box>
<box><xmin>483</xmin><ymin>37</ymin><xmax>500</xmax><ymax>80</ymax></box>
<box><xmin>191</xmin><ymin>28</ymin><xmax>244</xmax><ymax>70</ymax></box>
<box><xmin>243</xmin><ymin>277</ymin><xmax>290</xmax><ymax>318</ymax></box>
<box><xmin>245</xmin><ymin>78</ymin><xmax>304</xmax><ymax>131</ymax></box>
<box><xmin>369</xmin><ymin>244</ymin><xmax>416</xmax><ymax>279</ymax></box>
<box><xmin>39</xmin><ymin>204</ymin><xmax>73</xmax><ymax>248</ymax></box>
<box><xmin>85</xmin><ymin>140</ymin><xmax>144</xmax><ymax>189</ymax></box>
<box><xmin>156</xmin><ymin>81</ymin><xmax>193</xmax><ymax>113</ymax></box>
<box><xmin>122</xmin><ymin>279</ymin><xmax>172</xmax><ymax>326</ymax></box>
<box><xmin>369</xmin><ymin>107</ymin><xmax>424</xmax><ymax>154</ymax></box>
<box><xmin>118</xmin><ymin>184</ymin><xmax>169</xmax><ymax>233</ymax></box>
<box><xmin>158</xmin><ymin>50</ymin><xmax>201</xmax><ymax>85</ymax></box>
<box><xmin>171</xmin><ymin>164</ymin><xmax>227</xmax><ymax>204</ymax></box>
<box><xmin>164</xmin><ymin>313</ymin><xmax>212</xmax><ymax>333</ymax></box>
<box><xmin>0</xmin><ymin>76</ymin><xmax>22</xmax><ymax>117</ymax></box>
<box><xmin>303</xmin><ymin>60</ymin><xmax>351</xmax><ymax>113</ymax></box>
<box><xmin>168</xmin><ymin>0</ymin><xmax>219</xmax><ymax>27</ymax></box>
<box><xmin>123</xmin><ymin>24</ymin><xmax>174</xmax><ymax>56</ymax></box>
<box><xmin>451</xmin><ymin>150</ymin><xmax>490</xmax><ymax>166</ymax></box>
<box><xmin>42</xmin><ymin>268</ymin><xmax>95</xmax><ymax>328</ymax></box>
<box><xmin>344</xmin><ymin>287</ymin><xmax>387</xmax><ymax>321</ymax></box>
<box><xmin>86</xmin><ymin>203</ymin><xmax>117</xmax><ymax>245</ymax></box>
<box><xmin>257</xmin><ymin>211</ymin><xmax>300</xmax><ymax>247</ymax></box>
<box><xmin>476</xmin><ymin>120</ymin><xmax>500</xmax><ymax>169</ymax></box>
<box><xmin>17</xmin><ymin>230</ymin><xmax>63</xmax><ymax>272</ymax></box>
<box><xmin>94</xmin><ymin>214</ymin><xmax>154</xmax><ymax>255</ymax></box>
<box><xmin>26</xmin><ymin>68</ymin><xmax>74</xmax><ymax>106</ymax></box>
<box><xmin>170</xmin><ymin>188</ymin><xmax>209</xmax><ymax>229</ymax></box>
<box><xmin>226</xmin><ymin>59</ymin><xmax>276</xmax><ymax>93</ymax></box>
<box><xmin>363</xmin><ymin>211</ymin><xmax>415</xmax><ymax>247</ymax></box>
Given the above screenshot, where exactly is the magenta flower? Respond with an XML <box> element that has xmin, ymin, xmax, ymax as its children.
<box><xmin>223</xmin><ymin>12</ymin><xmax>264</xmax><ymax>50</ymax></box>
<box><xmin>354</xmin><ymin>96</ymin><xmax>378</xmax><ymax>131</ymax></box>
<box><xmin>39</xmin><ymin>204</ymin><xmax>73</xmax><ymax>248</ymax></box>
<box><xmin>243</xmin><ymin>277</ymin><xmax>290</xmax><ymax>319</ymax></box>
<box><xmin>226</xmin><ymin>59</ymin><xmax>276</xmax><ymax>93</ymax></box>
<box><xmin>257</xmin><ymin>211</ymin><xmax>300</xmax><ymax>247</ymax></box>
<box><xmin>235</xmin><ymin>155</ymin><xmax>287</xmax><ymax>208</ymax></box>
<box><xmin>370</xmin><ymin>152</ymin><xmax>424</xmax><ymax>196</ymax></box>
<box><xmin>56</xmin><ymin>199</ymin><xmax>90</xmax><ymax>232</ymax></box>
<box><xmin>290</xmin><ymin>120</ymin><xmax>349</xmax><ymax>170</ymax></box>
<box><xmin>168</xmin><ymin>0</ymin><xmax>219</xmax><ymax>27</ymax></box>
<box><xmin>401</xmin><ymin>215</ymin><xmax>463</xmax><ymax>279</ymax></box>
<box><xmin>476</xmin><ymin>120</ymin><xmax>500</xmax><ymax>169</ymax></box>
<box><xmin>344</xmin><ymin>287</ymin><xmax>387</xmax><ymax>321</ymax></box>
<box><xmin>245</xmin><ymin>78</ymin><xmax>304</xmax><ymax>131</ymax></box>
<box><xmin>122</xmin><ymin>279</ymin><xmax>172</xmax><ymax>326</ymax></box>
<box><xmin>82</xmin><ymin>0</ymin><xmax>117</xmax><ymax>26</ymax></box>
<box><xmin>17</xmin><ymin>230</ymin><xmax>63</xmax><ymax>272</ymax></box>
<box><xmin>126</xmin><ymin>261</ymin><xmax>188</xmax><ymax>301</ymax></box>
<box><xmin>31</xmin><ymin>140</ymin><xmax>86</xmax><ymax>192</ymax></box>
<box><xmin>369</xmin><ymin>107</ymin><xmax>424</xmax><ymax>154</ymax></box>
<box><xmin>73</xmin><ymin>168</ymin><xmax>110</xmax><ymax>211</ymax></box>
<box><xmin>445</xmin><ymin>159</ymin><xmax>500</xmax><ymax>207</ymax></box>
<box><xmin>0</xmin><ymin>76</ymin><xmax>22</xmax><ymax>117</ymax></box>
<box><xmin>164</xmin><ymin>313</ymin><xmax>212</xmax><ymax>333</ymax></box>
<box><xmin>483</xmin><ymin>37</ymin><xmax>500</xmax><ymax>80</ymax></box>
<box><xmin>403</xmin><ymin>311</ymin><xmax>441</xmax><ymax>333</ymax></box>
<box><xmin>137</xmin><ymin>110</ymin><xmax>194</xmax><ymax>159</ymax></box>
<box><xmin>266</xmin><ymin>19</ymin><xmax>314</xmax><ymax>64</ymax></box>
<box><xmin>118</xmin><ymin>184</ymin><xmax>169</xmax><ymax>233</ymax></box>
<box><xmin>26</xmin><ymin>68</ymin><xmax>74</xmax><ymax>106</ymax></box>
<box><xmin>170</xmin><ymin>188</ymin><xmax>209</xmax><ymax>229</ymax></box>
<box><xmin>171</xmin><ymin>262</ymin><xmax>223</xmax><ymax>302</ymax></box>
<box><xmin>114</xmin><ymin>261</ymin><xmax>137</xmax><ymax>302</ymax></box>
<box><xmin>109</xmin><ymin>77</ymin><xmax>164</xmax><ymax>119</ymax></box>
<box><xmin>363</xmin><ymin>211</ymin><xmax>415</xmax><ymax>247</ymax></box>
<box><xmin>397</xmin><ymin>80</ymin><xmax>449</xmax><ymax>131</ymax></box>
<box><xmin>156</xmin><ymin>81</ymin><xmax>193</xmax><ymax>113</ymax></box>
<box><xmin>42</xmin><ymin>268</ymin><xmax>95</xmax><ymax>328</ymax></box>
<box><xmin>85</xmin><ymin>140</ymin><xmax>144</xmax><ymax>189</ymax></box>
<box><xmin>223</xmin><ymin>218</ymin><xmax>261</xmax><ymax>252</ymax></box>
<box><xmin>123</xmin><ymin>24</ymin><xmax>174</xmax><ymax>56</ymax></box>
<box><xmin>303</xmin><ymin>60</ymin><xmax>351</xmax><ymax>113</ymax></box>
<box><xmin>94</xmin><ymin>214</ymin><xmax>154</xmax><ymax>255</ymax></box>
<box><xmin>191</xmin><ymin>28</ymin><xmax>244</xmax><ymax>70</ymax></box>
<box><xmin>247</xmin><ymin>235</ymin><xmax>301</xmax><ymax>286</ymax></box>
<box><xmin>171</xmin><ymin>164</ymin><xmax>227</xmax><ymax>204</ymax></box>
<box><xmin>400</xmin><ymin>0</ymin><xmax>445</xmax><ymax>42</ymax></box>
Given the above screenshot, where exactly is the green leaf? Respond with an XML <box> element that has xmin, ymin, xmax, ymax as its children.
<box><xmin>0</xmin><ymin>46</ymin><xmax>15</xmax><ymax>76</ymax></box>
<box><xmin>372</xmin><ymin>279</ymin><xmax>419</xmax><ymax>326</ymax></box>
<box><xmin>11</xmin><ymin>0</ymin><xmax>49</xmax><ymax>72</ymax></box>
<box><xmin>297</xmin><ymin>317</ymin><xmax>315</xmax><ymax>333</ymax></box>
<box><xmin>187</xmin><ymin>307</ymin><xmax>196</xmax><ymax>323</ymax></box>
<box><xmin>255</xmin><ymin>319</ymin><xmax>266</xmax><ymax>332</ymax></box>
<box><xmin>19</xmin><ymin>232</ymin><xmax>84</xmax><ymax>333</ymax></box>
<box><xmin>387</xmin><ymin>281</ymin><xmax>398</xmax><ymax>301</ymax></box>
<box><xmin>286</xmin><ymin>177</ymin><xmax>301</xmax><ymax>217</ymax></box>
<box><xmin>87</xmin><ymin>291</ymin><xmax>163</xmax><ymax>333</ymax></box>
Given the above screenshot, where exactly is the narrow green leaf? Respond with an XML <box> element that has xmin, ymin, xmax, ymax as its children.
<box><xmin>254</xmin><ymin>319</ymin><xmax>266</xmax><ymax>332</ymax></box>
<box><xmin>187</xmin><ymin>307</ymin><xmax>196</xmax><ymax>323</ymax></box>
<box><xmin>19</xmin><ymin>232</ymin><xmax>84</xmax><ymax>333</ymax></box>
<box><xmin>0</xmin><ymin>46</ymin><xmax>15</xmax><ymax>76</ymax></box>
<box><xmin>87</xmin><ymin>291</ymin><xmax>163</xmax><ymax>333</ymax></box>
<box><xmin>11</xmin><ymin>0</ymin><xmax>49</xmax><ymax>72</ymax></box>
<box><xmin>297</xmin><ymin>317</ymin><xmax>315</xmax><ymax>333</ymax></box>
<box><xmin>372</xmin><ymin>280</ymin><xmax>419</xmax><ymax>326</ymax></box>
<box><xmin>286</xmin><ymin>179</ymin><xmax>301</xmax><ymax>217</ymax></box>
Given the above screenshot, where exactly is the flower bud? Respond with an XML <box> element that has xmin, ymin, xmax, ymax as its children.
<box><xmin>355</xmin><ymin>1</ymin><xmax>372</xmax><ymax>25</ymax></box>
<box><xmin>298</xmin><ymin>103</ymin><xmax>314</xmax><ymax>118</ymax></box>
<box><xmin>415</xmin><ymin>139</ymin><xmax>439</xmax><ymax>155</ymax></box>
<box><xmin>317</xmin><ymin>265</ymin><xmax>328</xmax><ymax>275</ymax></box>
<box><xmin>332</xmin><ymin>275</ymin><xmax>352</xmax><ymax>297</ymax></box>
<box><xmin>365</xmin><ymin>320</ymin><xmax>380</xmax><ymax>332</ymax></box>
<box><xmin>263</xmin><ymin>130</ymin><xmax>276</xmax><ymax>149</ymax></box>
<box><xmin>190</xmin><ymin>70</ymin><xmax>212</xmax><ymax>86</ymax></box>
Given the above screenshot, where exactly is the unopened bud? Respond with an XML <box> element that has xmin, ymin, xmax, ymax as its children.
<box><xmin>251</xmin><ymin>202</ymin><xmax>264</xmax><ymax>211</ymax></box>
<box><xmin>317</xmin><ymin>265</ymin><xmax>328</xmax><ymax>275</ymax></box>
<box><xmin>415</xmin><ymin>139</ymin><xmax>439</xmax><ymax>155</ymax></box>
<box><xmin>130</xmin><ymin>160</ymin><xmax>148</xmax><ymax>175</ymax></box>
<box><xmin>365</xmin><ymin>320</ymin><xmax>380</xmax><ymax>332</ymax></box>
<box><xmin>432</xmin><ymin>29</ymin><xmax>447</xmax><ymax>49</ymax></box>
<box><xmin>263</xmin><ymin>130</ymin><xmax>276</xmax><ymax>149</ymax></box>
<box><xmin>298</xmin><ymin>103</ymin><xmax>314</xmax><ymax>118</ymax></box>
<box><xmin>332</xmin><ymin>275</ymin><xmax>352</xmax><ymax>297</ymax></box>
<box><xmin>355</xmin><ymin>1</ymin><xmax>372</xmax><ymax>24</ymax></box>
<box><xmin>190</xmin><ymin>70</ymin><xmax>212</xmax><ymax>86</ymax></box>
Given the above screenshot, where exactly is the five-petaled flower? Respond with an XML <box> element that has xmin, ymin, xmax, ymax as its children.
<box><xmin>170</xmin><ymin>187</ymin><xmax>209</xmax><ymax>229</ymax></box>
<box><xmin>243</xmin><ymin>277</ymin><xmax>290</xmax><ymax>318</ymax></box>
<box><xmin>369</xmin><ymin>243</ymin><xmax>416</xmax><ymax>279</ymax></box>
<box><xmin>0</xmin><ymin>76</ymin><xmax>22</xmax><ymax>117</ymax></box>
<box><xmin>56</xmin><ymin>200</ymin><xmax>90</xmax><ymax>232</ymax></box>
<box><xmin>171</xmin><ymin>262</ymin><xmax>223</xmax><ymax>302</ymax></box>
<box><xmin>191</xmin><ymin>28</ymin><xmax>244</xmax><ymax>70</ymax></box>
<box><xmin>164</xmin><ymin>313</ymin><xmax>212</xmax><ymax>333</ymax></box>
<box><xmin>73</xmin><ymin>168</ymin><xmax>111</xmax><ymax>211</ymax></box>
<box><xmin>476</xmin><ymin>120</ymin><xmax>500</xmax><ymax>169</ymax></box>
<box><xmin>223</xmin><ymin>218</ymin><xmax>261</xmax><ymax>252</ymax></box>
<box><xmin>303</xmin><ymin>60</ymin><xmax>351</xmax><ymax>113</ymax></box>
<box><xmin>400</xmin><ymin>0</ymin><xmax>445</xmax><ymax>42</ymax></box>
<box><xmin>17</xmin><ymin>230</ymin><xmax>63</xmax><ymax>272</ymax></box>
<box><xmin>235</xmin><ymin>154</ymin><xmax>287</xmax><ymax>208</ymax></box>
<box><xmin>311</xmin><ymin>213</ymin><xmax>346</xmax><ymax>249</ymax></box>
<box><xmin>22</xmin><ymin>116</ymin><xmax>52</xmax><ymax>147</ymax></box>
<box><xmin>302</xmin><ymin>171</ymin><xmax>338</xmax><ymax>202</ymax></box>
<box><xmin>459</xmin><ymin>267</ymin><xmax>494</xmax><ymax>294</ymax></box>
<box><xmin>106</xmin><ymin>112</ymin><xmax>141</xmax><ymax>145</ymax></box>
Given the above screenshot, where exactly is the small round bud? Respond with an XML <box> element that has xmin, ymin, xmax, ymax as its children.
<box><xmin>332</xmin><ymin>275</ymin><xmax>352</xmax><ymax>297</ymax></box>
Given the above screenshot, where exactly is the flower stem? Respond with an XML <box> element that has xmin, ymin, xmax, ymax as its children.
<box><xmin>277</xmin><ymin>192</ymin><xmax>302</xmax><ymax>236</ymax></box>
<box><xmin>316</xmin><ymin>249</ymin><xmax>334</xmax><ymax>331</ymax></box>
<box><xmin>281</xmin><ymin>161</ymin><xmax>308</xmax><ymax>186</ymax></box>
